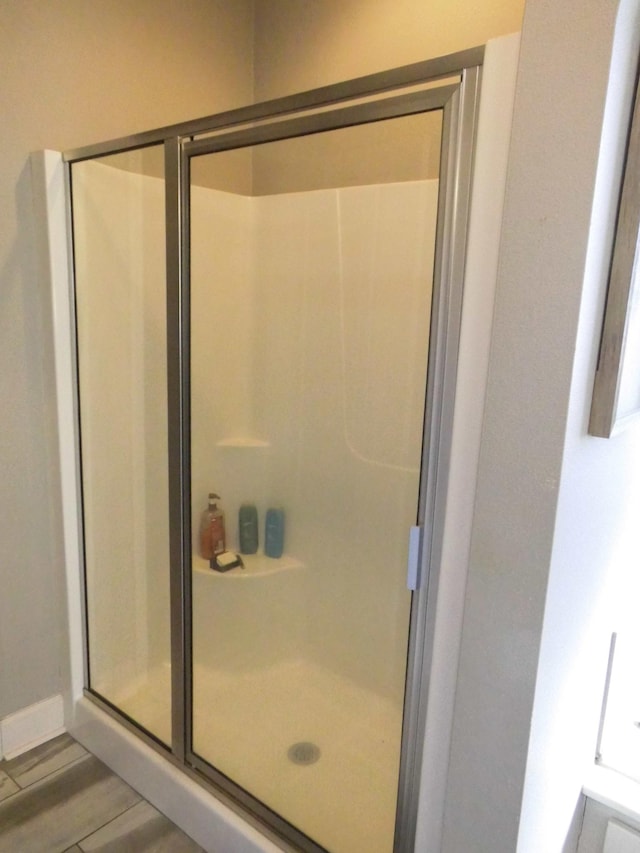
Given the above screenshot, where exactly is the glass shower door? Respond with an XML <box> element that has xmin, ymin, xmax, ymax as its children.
<box><xmin>72</xmin><ymin>146</ymin><xmax>172</xmax><ymax>745</ymax></box>
<box><xmin>188</xmin><ymin>110</ymin><xmax>442</xmax><ymax>852</ymax></box>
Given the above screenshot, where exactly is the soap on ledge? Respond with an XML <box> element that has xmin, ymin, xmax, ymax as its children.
<box><xmin>194</xmin><ymin>551</ymin><xmax>304</xmax><ymax>578</ymax></box>
<box><xmin>210</xmin><ymin>551</ymin><xmax>244</xmax><ymax>572</ymax></box>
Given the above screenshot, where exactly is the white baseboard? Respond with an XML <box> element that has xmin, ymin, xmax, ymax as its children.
<box><xmin>0</xmin><ymin>695</ymin><xmax>65</xmax><ymax>760</ymax></box>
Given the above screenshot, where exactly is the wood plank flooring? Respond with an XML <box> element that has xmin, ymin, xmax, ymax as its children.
<box><xmin>0</xmin><ymin>734</ymin><xmax>206</xmax><ymax>852</ymax></box>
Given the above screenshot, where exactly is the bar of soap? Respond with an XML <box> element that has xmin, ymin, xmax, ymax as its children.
<box><xmin>213</xmin><ymin>551</ymin><xmax>243</xmax><ymax>571</ymax></box>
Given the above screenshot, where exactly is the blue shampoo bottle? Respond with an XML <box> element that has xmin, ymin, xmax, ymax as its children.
<box><xmin>264</xmin><ymin>508</ymin><xmax>285</xmax><ymax>558</ymax></box>
<box><xmin>238</xmin><ymin>504</ymin><xmax>258</xmax><ymax>554</ymax></box>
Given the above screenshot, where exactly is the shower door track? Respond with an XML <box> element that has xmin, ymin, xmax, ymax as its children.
<box><xmin>64</xmin><ymin>45</ymin><xmax>484</xmax><ymax>853</ymax></box>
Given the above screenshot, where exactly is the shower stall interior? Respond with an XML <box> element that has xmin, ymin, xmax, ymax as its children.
<box><xmin>61</xmin><ymin>48</ymin><xmax>483</xmax><ymax>853</ymax></box>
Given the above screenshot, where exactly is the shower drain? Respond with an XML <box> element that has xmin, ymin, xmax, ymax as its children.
<box><xmin>287</xmin><ymin>741</ymin><xmax>321</xmax><ymax>765</ymax></box>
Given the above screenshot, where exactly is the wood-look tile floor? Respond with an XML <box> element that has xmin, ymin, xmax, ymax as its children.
<box><xmin>0</xmin><ymin>734</ymin><xmax>206</xmax><ymax>852</ymax></box>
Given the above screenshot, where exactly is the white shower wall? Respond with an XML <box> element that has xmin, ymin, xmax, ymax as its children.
<box><xmin>75</xmin><ymin>158</ymin><xmax>438</xmax><ymax>708</ymax></box>
<box><xmin>192</xmin><ymin>179</ymin><xmax>438</xmax><ymax>699</ymax></box>
<box><xmin>73</xmin><ymin>159</ymin><xmax>170</xmax><ymax>707</ymax></box>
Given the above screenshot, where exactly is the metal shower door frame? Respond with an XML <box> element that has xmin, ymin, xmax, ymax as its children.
<box><xmin>169</xmin><ymin>63</ymin><xmax>482</xmax><ymax>853</ymax></box>
<box><xmin>64</xmin><ymin>45</ymin><xmax>483</xmax><ymax>853</ymax></box>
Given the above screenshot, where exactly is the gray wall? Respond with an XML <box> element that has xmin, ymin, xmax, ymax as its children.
<box><xmin>0</xmin><ymin>0</ymin><xmax>524</xmax><ymax>723</ymax></box>
<box><xmin>442</xmin><ymin>0</ymin><xmax>640</xmax><ymax>851</ymax></box>
<box><xmin>0</xmin><ymin>0</ymin><xmax>255</xmax><ymax>720</ymax></box>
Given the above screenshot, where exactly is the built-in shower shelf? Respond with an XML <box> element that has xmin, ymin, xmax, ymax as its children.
<box><xmin>193</xmin><ymin>551</ymin><xmax>304</xmax><ymax>578</ymax></box>
<box><xmin>215</xmin><ymin>437</ymin><xmax>270</xmax><ymax>448</ymax></box>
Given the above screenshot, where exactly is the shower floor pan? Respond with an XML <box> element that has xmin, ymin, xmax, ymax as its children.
<box><xmin>113</xmin><ymin>659</ymin><xmax>402</xmax><ymax>853</ymax></box>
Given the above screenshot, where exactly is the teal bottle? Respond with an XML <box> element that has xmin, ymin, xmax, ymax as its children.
<box><xmin>238</xmin><ymin>504</ymin><xmax>258</xmax><ymax>554</ymax></box>
<box><xmin>264</xmin><ymin>508</ymin><xmax>284</xmax><ymax>558</ymax></box>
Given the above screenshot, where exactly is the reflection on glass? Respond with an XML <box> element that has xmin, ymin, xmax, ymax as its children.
<box><xmin>190</xmin><ymin>111</ymin><xmax>441</xmax><ymax>851</ymax></box>
<box><xmin>72</xmin><ymin>145</ymin><xmax>171</xmax><ymax>745</ymax></box>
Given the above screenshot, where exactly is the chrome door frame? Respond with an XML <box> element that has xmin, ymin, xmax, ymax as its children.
<box><xmin>394</xmin><ymin>64</ymin><xmax>481</xmax><ymax>853</ymax></box>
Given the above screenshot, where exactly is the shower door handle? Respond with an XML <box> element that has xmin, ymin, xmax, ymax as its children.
<box><xmin>406</xmin><ymin>525</ymin><xmax>423</xmax><ymax>591</ymax></box>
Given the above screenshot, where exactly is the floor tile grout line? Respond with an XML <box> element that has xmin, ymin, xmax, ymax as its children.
<box><xmin>0</xmin><ymin>755</ymin><xmax>144</xmax><ymax>853</ymax></box>
<box><xmin>1</xmin><ymin>738</ymin><xmax>88</xmax><ymax>786</ymax></box>
<box><xmin>0</xmin><ymin>739</ymin><xmax>205</xmax><ymax>853</ymax></box>
<box><xmin>0</xmin><ymin>752</ymin><xmax>91</xmax><ymax>797</ymax></box>
<box><xmin>73</xmin><ymin>796</ymin><xmax>145</xmax><ymax>850</ymax></box>
<box><xmin>0</xmin><ymin>778</ymin><xmax>20</xmax><ymax>805</ymax></box>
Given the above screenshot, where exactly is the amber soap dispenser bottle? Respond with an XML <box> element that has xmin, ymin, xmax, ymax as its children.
<box><xmin>199</xmin><ymin>493</ymin><xmax>226</xmax><ymax>560</ymax></box>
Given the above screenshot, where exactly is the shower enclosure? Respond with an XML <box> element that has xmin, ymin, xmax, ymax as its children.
<box><xmin>65</xmin><ymin>48</ymin><xmax>482</xmax><ymax>853</ymax></box>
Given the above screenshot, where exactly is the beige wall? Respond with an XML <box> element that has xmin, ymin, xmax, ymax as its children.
<box><xmin>254</xmin><ymin>0</ymin><xmax>524</xmax><ymax>100</ymax></box>
<box><xmin>252</xmin><ymin>110</ymin><xmax>442</xmax><ymax>196</ymax></box>
<box><xmin>252</xmin><ymin>0</ymin><xmax>523</xmax><ymax>195</ymax></box>
<box><xmin>440</xmin><ymin>1</ymin><xmax>638</xmax><ymax>850</ymax></box>
<box><xmin>0</xmin><ymin>0</ymin><xmax>255</xmax><ymax>720</ymax></box>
